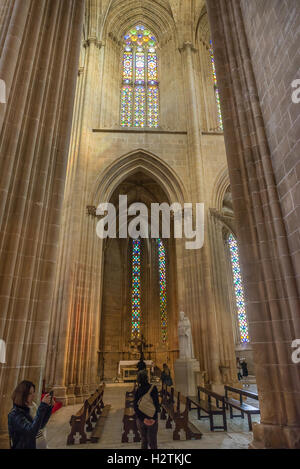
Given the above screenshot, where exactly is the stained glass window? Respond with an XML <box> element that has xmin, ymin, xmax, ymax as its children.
<box><xmin>134</xmin><ymin>86</ymin><xmax>146</xmax><ymax>127</ymax></box>
<box><xmin>135</xmin><ymin>52</ymin><xmax>145</xmax><ymax>84</ymax></box>
<box><xmin>130</xmin><ymin>238</ymin><xmax>168</xmax><ymax>343</ymax></box>
<box><xmin>147</xmin><ymin>86</ymin><xmax>159</xmax><ymax>128</ymax></box>
<box><xmin>209</xmin><ymin>40</ymin><xmax>223</xmax><ymax>132</ymax></box>
<box><xmin>228</xmin><ymin>234</ymin><xmax>249</xmax><ymax>343</ymax></box>
<box><xmin>123</xmin><ymin>51</ymin><xmax>133</xmax><ymax>82</ymax></box>
<box><xmin>157</xmin><ymin>239</ymin><xmax>167</xmax><ymax>343</ymax></box>
<box><xmin>131</xmin><ymin>239</ymin><xmax>141</xmax><ymax>339</ymax></box>
<box><xmin>120</xmin><ymin>86</ymin><xmax>133</xmax><ymax>127</ymax></box>
<box><xmin>120</xmin><ymin>25</ymin><xmax>159</xmax><ymax>128</ymax></box>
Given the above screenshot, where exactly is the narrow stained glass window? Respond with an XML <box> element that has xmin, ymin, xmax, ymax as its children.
<box><xmin>123</xmin><ymin>51</ymin><xmax>133</xmax><ymax>82</ymax></box>
<box><xmin>135</xmin><ymin>52</ymin><xmax>145</xmax><ymax>84</ymax></box>
<box><xmin>209</xmin><ymin>40</ymin><xmax>223</xmax><ymax>132</ymax></box>
<box><xmin>131</xmin><ymin>239</ymin><xmax>141</xmax><ymax>339</ymax></box>
<box><xmin>147</xmin><ymin>51</ymin><xmax>158</xmax><ymax>83</ymax></box>
<box><xmin>120</xmin><ymin>25</ymin><xmax>159</xmax><ymax>128</ymax></box>
<box><xmin>147</xmin><ymin>86</ymin><xmax>159</xmax><ymax>128</ymax></box>
<box><xmin>120</xmin><ymin>85</ymin><xmax>133</xmax><ymax>127</ymax></box>
<box><xmin>157</xmin><ymin>239</ymin><xmax>167</xmax><ymax>343</ymax></box>
<box><xmin>134</xmin><ymin>86</ymin><xmax>146</xmax><ymax>127</ymax></box>
<box><xmin>228</xmin><ymin>234</ymin><xmax>249</xmax><ymax>343</ymax></box>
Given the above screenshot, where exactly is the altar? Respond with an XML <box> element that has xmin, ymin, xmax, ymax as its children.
<box><xmin>118</xmin><ymin>360</ymin><xmax>154</xmax><ymax>382</ymax></box>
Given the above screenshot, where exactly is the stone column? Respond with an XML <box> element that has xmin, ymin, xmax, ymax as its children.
<box><xmin>45</xmin><ymin>34</ymin><xmax>104</xmax><ymax>403</ymax></box>
<box><xmin>208</xmin><ymin>210</ymin><xmax>239</xmax><ymax>385</ymax></box>
<box><xmin>206</xmin><ymin>0</ymin><xmax>300</xmax><ymax>448</ymax></box>
<box><xmin>179</xmin><ymin>42</ymin><xmax>223</xmax><ymax>389</ymax></box>
<box><xmin>0</xmin><ymin>0</ymin><xmax>84</xmax><ymax>432</ymax></box>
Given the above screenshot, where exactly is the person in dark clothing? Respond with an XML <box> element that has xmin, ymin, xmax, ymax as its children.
<box><xmin>236</xmin><ymin>357</ymin><xmax>243</xmax><ymax>381</ymax></box>
<box><xmin>8</xmin><ymin>380</ymin><xmax>53</xmax><ymax>449</ymax></box>
<box><xmin>241</xmin><ymin>360</ymin><xmax>248</xmax><ymax>377</ymax></box>
<box><xmin>134</xmin><ymin>370</ymin><xmax>160</xmax><ymax>449</ymax></box>
<box><xmin>160</xmin><ymin>363</ymin><xmax>173</xmax><ymax>387</ymax></box>
<box><xmin>137</xmin><ymin>357</ymin><xmax>147</xmax><ymax>372</ymax></box>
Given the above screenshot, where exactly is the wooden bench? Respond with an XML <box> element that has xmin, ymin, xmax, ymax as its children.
<box><xmin>175</xmin><ymin>392</ymin><xmax>202</xmax><ymax>440</ymax></box>
<box><xmin>121</xmin><ymin>387</ymin><xmax>141</xmax><ymax>443</ymax></box>
<box><xmin>224</xmin><ymin>385</ymin><xmax>260</xmax><ymax>431</ymax></box>
<box><xmin>90</xmin><ymin>404</ymin><xmax>111</xmax><ymax>443</ymax></box>
<box><xmin>188</xmin><ymin>386</ymin><xmax>227</xmax><ymax>431</ymax></box>
<box><xmin>160</xmin><ymin>385</ymin><xmax>175</xmax><ymax>428</ymax></box>
<box><xmin>67</xmin><ymin>384</ymin><xmax>110</xmax><ymax>445</ymax></box>
<box><xmin>161</xmin><ymin>386</ymin><xmax>202</xmax><ymax>440</ymax></box>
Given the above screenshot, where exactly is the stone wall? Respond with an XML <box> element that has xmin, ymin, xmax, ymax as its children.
<box><xmin>206</xmin><ymin>0</ymin><xmax>300</xmax><ymax>448</ymax></box>
<box><xmin>240</xmin><ymin>0</ymin><xmax>300</xmax><ymax>292</ymax></box>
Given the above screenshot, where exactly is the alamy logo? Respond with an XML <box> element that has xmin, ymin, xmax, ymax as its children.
<box><xmin>0</xmin><ymin>79</ymin><xmax>6</xmax><ymax>104</ymax></box>
<box><xmin>291</xmin><ymin>79</ymin><xmax>300</xmax><ymax>104</ymax></box>
<box><xmin>95</xmin><ymin>196</ymin><xmax>204</xmax><ymax>250</ymax></box>
<box><xmin>291</xmin><ymin>339</ymin><xmax>300</xmax><ymax>364</ymax></box>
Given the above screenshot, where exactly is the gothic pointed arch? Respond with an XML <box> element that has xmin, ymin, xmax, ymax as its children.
<box><xmin>90</xmin><ymin>148</ymin><xmax>187</xmax><ymax>206</ymax></box>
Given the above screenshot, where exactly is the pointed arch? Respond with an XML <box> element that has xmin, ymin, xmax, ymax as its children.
<box><xmin>212</xmin><ymin>166</ymin><xmax>231</xmax><ymax>211</ymax></box>
<box><xmin>90</xmin><ymin>148</ymin><xmax>188</xmax><ymax>206</ymax></box>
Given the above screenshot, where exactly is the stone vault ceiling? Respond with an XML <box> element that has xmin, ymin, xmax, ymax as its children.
<box><xmin>84</xmin><ymin>0</ymin><xmax>208</xmax><ymax>46</ymax></box>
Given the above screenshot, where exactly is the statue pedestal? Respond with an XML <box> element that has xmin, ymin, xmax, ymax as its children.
<box><xmin>174</xmin><ymin>358</ymin><xmax>200</xmax><ymax>397</ymax></box>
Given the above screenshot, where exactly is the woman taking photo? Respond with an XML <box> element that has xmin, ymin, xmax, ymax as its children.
<box><xmin>8</xmin><ymin>380</ymin><xmax>53</xmax><ymax>449</ymax></box>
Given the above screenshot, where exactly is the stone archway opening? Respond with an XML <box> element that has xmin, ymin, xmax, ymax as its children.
<box><xmin>99</xmin><ymin>170</ymin><xmax>179</xmax><ymax>382</ymax></box>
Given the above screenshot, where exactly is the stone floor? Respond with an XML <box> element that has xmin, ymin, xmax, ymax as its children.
<box><xmin>43</xmin><ymin>382</ymin><xmax>260</xmax><ymax>450</ymax></box>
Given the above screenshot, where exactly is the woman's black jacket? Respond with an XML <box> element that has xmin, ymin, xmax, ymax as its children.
<box><xmin>8</xmin><ymin>402</ymin><xmax>52</xmax><ymax>449</ymax></box>
<box><xmin>133</xmin><ymin>384</ymin><xmax>160</xmax><ymax>421</ymax></box>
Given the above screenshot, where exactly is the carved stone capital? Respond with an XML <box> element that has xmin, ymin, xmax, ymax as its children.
<box><xmin>83</xmin><ymin>37</ymin><xmax>102</xmax><ymax>49</ymax></box>
<box><xmin>179</xmin><ymin>41</ymin><xmax>197</xmax><ymax>54</ymax></box>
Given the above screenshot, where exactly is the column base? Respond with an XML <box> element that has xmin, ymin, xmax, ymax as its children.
<box><xmin>174</xmin><ymin>358</ymin><xmax>200</xmax><ymax>396</ymax></box>
<box><xmin>250</xmin><ymin>422</ymin><xmax>300</xmax><ymax>449</ymax></box>
<box><xmin>50</xmin><ymin>386</ymin><xmax>68</xmax><ymax>405</ymax></box>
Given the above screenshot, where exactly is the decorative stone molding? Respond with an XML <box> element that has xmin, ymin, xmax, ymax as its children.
<box><xmin>179</xmin><ymin>41</ymin><xmax>197</xmax><ymax>54</ymax></box>
<box><xmin>83</xmin><ymin>37</ymin><xmax>102</xmax><ymax>49</ymax></box>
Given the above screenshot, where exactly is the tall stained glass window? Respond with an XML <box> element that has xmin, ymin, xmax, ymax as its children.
<box><xmin>131</xmin><ymin>239</ymin><xmax>141</xmax><ymax>339</ymax></box>
<box><xmin>130</xmin><ymin>238</ymin><xmax>168</xmax><ymax>343</ymax></box>
<box><xmin>228</xmin><ymin>234</ymin><xmax>249</xmax><ymax>343</ymax></box>
<box><xmin>157</xmin><ymin>239</ymin><xmax>167</xmax><ymax>343</ymax></box>
<box><xmin>209</xmin><ymin>40</ymin><xmax>223</xmax><ymax>131</ymax></box>
<box><xmin>120</xmin><ymin>25</ymin><xmax>159</xmax><ymax>128</ymax></box>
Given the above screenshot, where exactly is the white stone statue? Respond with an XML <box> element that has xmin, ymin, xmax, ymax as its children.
<box><xmin>178</xmin><ymin>311</ymin><xmax>194</xmax><ymax>359</ymax></box>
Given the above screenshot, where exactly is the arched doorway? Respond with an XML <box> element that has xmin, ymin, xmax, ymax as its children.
<box><xmin>99</xmin><ymin>171</ymin><xmax>178</xmax><ymax>380</ymax></box>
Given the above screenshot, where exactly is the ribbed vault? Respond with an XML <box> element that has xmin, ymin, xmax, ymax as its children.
<box><xmin>102</xmin><ymin>0</ymin><xmax>176</xmax><ymax>44</ymax></box>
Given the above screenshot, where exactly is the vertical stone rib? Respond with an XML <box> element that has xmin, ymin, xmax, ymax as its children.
<box><xmin>0</xmin><ymin>0</ymin><xmax>31</xmax><ymax>130</ymax></box>
<box><xmin>0</xmin><ymin>0</ymin><xmax>14</xmax><ymax>55</ymax></box>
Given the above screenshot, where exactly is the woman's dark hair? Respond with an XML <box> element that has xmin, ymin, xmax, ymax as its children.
<box><xmin>137</xmin><ymin>370</ymin><xmax>149</xmax><ymax>386</ymax></box>
<box><xmin>11</xmin><ymin>381</ymin><xmax>35</xmax><ymax>407</ymax></box>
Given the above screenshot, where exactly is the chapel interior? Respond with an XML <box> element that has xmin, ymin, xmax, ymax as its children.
<box><xmin>0</xmin><ymin>0</ymin><xmax>299</xmax><ymax>449</ymax></box>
